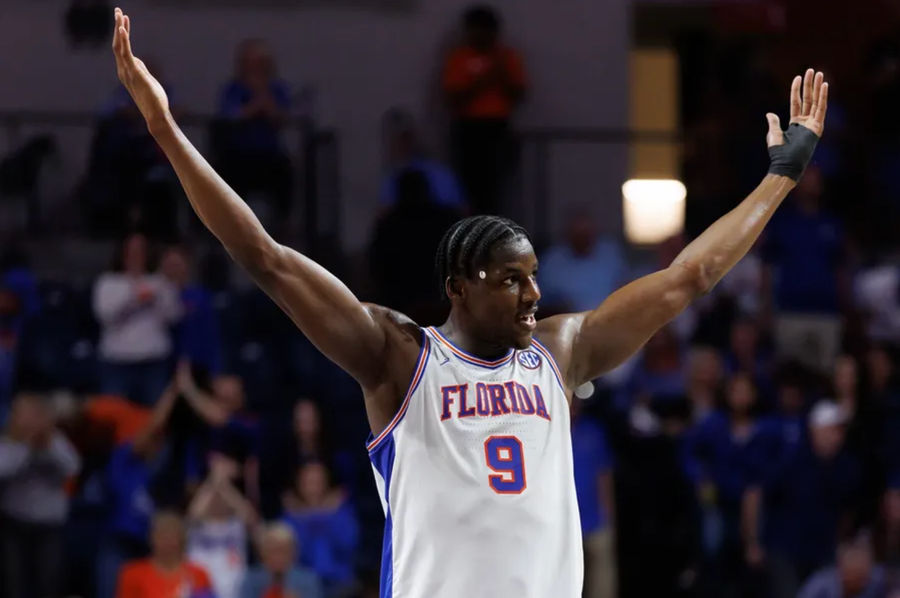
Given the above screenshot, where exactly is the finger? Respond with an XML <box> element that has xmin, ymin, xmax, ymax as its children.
<box><xmin>112</xmin><ymin>8</ymin><xmax>121</xmax><ymax>53</ymax></box>
<box><xmin>124</xmin><ymin>14</ymin><xmax>130</xmax><ymax>35</ymax></box>
<box><xmin>809</xmin><ymin>71</ymin><xmax>823</xmax><ymax>120</ymax></box>
<box><xmin>814</xmin><ymin>82</ymin><xmax>829</xmax><ymax>127</ymax></box>
<box><xmin>789</xmin><ymin>75</ymin><xmax>802</xmax><ymax>121</ymax></box>
<box><xmin>120</xmin><ymin>16</ymin><xmax>134</xmax><ymax>59</ymax></box>
<box><xmin>766</xmin><ymin>113</ymin><xmax>784</xmax><ymax>147</ymax></box>
<box><xmin>802</xmin><ymin>68</ymin><xmax>814</xmax><ymax>117</ymax></box>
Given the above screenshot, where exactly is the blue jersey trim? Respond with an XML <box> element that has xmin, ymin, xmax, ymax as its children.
<box><xmin>366</xmin><ymin>330</ymin><xmax>430</xmax><ymax>452</ymax></box>
<box><xmin>370</xmin><ymin>433</ymin><xmax>397</xmax><ymax>598</ymax></box>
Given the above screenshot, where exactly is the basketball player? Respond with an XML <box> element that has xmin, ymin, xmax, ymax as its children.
<box><xmin>111</xmin><ymin>8</ymin><xmax>828</xmax><ymax>597</ymax></box>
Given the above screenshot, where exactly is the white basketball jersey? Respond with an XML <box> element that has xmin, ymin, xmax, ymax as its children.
<box><xmin>367</xmin><ymin>326</ymin><xmax>583</xmax><ymax>598</ymax></box>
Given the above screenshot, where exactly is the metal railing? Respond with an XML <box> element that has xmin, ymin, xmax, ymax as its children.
<box><xmin>0</xmin><ymin>110</ymin><xmax>339</xmax><ymax>243</ymax></box>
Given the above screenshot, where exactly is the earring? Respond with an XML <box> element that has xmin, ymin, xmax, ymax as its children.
<box><xmin>479</xmin><ymin>270</ymin><xmax>486</xmax><ymax>279</ymax></box>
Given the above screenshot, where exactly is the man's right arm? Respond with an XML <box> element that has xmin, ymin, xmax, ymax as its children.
<box><xmin>113</xmin><ymin>10</ymin><xmax>391</xmax><ymax>390</ymax></box>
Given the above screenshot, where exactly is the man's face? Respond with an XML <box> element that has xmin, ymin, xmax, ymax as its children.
<box><xmin>122</xmin><ymin>234</ymin><xmax>147</xmax><ymax>275</ymax></box>
<box><xmin>160</xmin><ymin>249</ymin><xmax>189</xmax><ymax>287</ymax></box>
<box><xmin>455</xmin><ymin>237</ymin><xmax>540</xmax><ymax>351</ymax></box>
<box><xmin>150</xmin><ymin>516</ymin><xmax>184</xmax><ymax>560</ymax></box>
<box><xmin>727</xmin><ymin>375</ymin><xmax>756</xmax><ymax>415</ymax></box>
<box><xmin>263</xmin><ymin>535</ymin><xmax>295</xmax><ymax>574</ymax></box>
<box><xmin>839</xmin><ymin>543</ymin><xmax>873</xmax><ymax>595</ymax></box>
<box><xmin>811</xmin><ymin>423</ymin><xmax>845</xmax><ymax>459</ymax></box>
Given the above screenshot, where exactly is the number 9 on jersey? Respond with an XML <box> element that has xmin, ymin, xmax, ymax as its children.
<box><xmin>484</xmin><ymin>435</ymin><xmax>527</xmax><ymax>494</ymax></box>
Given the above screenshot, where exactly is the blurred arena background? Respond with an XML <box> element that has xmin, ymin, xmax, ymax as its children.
<box><xmin>0</xmin><ymin>1</ymin><xmax>899</xmax><ymax>597</ymax></box>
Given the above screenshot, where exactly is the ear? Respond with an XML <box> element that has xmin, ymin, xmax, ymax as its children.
<box><xmin>445</xmin><ymin>275</ymin><xmax>465</xmax><ymax>300</ymax></box>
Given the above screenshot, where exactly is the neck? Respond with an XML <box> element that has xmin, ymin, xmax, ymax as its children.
<box><xmin>440</xmin><ymin>314</ymin><xmax>511</xmax><ymax>360</ymax></box>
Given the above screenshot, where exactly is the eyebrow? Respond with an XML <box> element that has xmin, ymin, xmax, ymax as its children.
<box><xmin>500</xmin><ymin>265</ymin><xmax>538</xmax><ymax>274</ymax></box>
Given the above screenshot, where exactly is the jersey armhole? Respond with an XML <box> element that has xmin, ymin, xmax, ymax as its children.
<box><xmin>530</xmin><ymin>337</ymin><xmax>567</xmax><ymax>394</ymax></box>
<box><xmin>366</xmin><ymin>329</ymin><xmax>430</xmax><ymax>453</ymax></box>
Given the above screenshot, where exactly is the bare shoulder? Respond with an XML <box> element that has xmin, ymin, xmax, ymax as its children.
<box><xmin>360</xmin><ymin>304</ymin><xmax>426</xmax><ymax>434</ymax></box>
<box><xmin>363</xmin><ymin>303</ymin><xmax>425</xmax><ymax>362</ymax></box>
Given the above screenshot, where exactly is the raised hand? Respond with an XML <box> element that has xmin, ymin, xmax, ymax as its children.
<box><xmin>765</xmin><ymin>68</ymin><xmax>828</xmax><ymax>181</ymax></box>
<box><xmin>766</xmin><ymin>68</ymin><xmax>828</xmax><ymax>147</ymax></box>
<box><xmin>112</xmin><ymin>7</ymin><xmax>171</xmax><ymax>131</ymax></box>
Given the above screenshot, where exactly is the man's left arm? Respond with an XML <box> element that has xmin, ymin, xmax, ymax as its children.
<box><xmin>540</xmin><ymin>69</ymin><xmax>828</xmax><ymax>388</ymax></box>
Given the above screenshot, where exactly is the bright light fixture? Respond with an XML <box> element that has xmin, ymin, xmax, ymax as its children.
<box><xmin>622</xmin><ymin>179</ymin><xmax>687</xmax><ymax>244</ymax></box>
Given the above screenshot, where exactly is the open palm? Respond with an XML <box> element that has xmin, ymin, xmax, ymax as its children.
<box><xmin>112</xmin><ymin>8</ymin><xmax>171</xmax><ymax>130</ymax></box>
<box><xmin>766</xmin><ymin>68</ymin><xmax>828</xmax><ymax>148</ymax></box>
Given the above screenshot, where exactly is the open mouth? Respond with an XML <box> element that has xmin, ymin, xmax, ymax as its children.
<box><xmin>517</xmin><ymin>311</ymin><xmax>537</xmax><ymax>330</ymax></box>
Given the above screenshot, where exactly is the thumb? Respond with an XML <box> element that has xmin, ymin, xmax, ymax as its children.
<box><xmin>766</xmin><ymin>113</ymin><xmax>784</xmax><ymax>147</ymax></box>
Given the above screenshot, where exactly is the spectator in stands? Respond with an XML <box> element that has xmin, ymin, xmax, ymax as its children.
<box><xmin>747</xmin><ymin>401</ymin><xmax>861</xmax><ymax>598</ymax></box>
<box><xmin>797</xmin><ymin>530</ymin><xmax>886</xmax><ymax>598</ymax></box>
<box><xmin>724</xmin><ymin>318</ymin><xmax>774</xmax><ymax>405</ymax></box>
<box><xmin>0</xmin><ymin>288</ymin><xmax>21</xmax><ymax>424</ymax></box>
<box><xmin>571</xmin><ymin>399</ymin><xmax>616</xmax><ymax>598</ymax></box>
<box><xmin>201</xmin><ymin>372</ymin><xmax>261</xmax><ymax>505</ymax></box>
<box><xmin>538</xmin><ymin>208</ymin><xmax>628</xmax><ymax>315</ymax></box>
<box><xmin>379</xmin><ymin>108</ymin><xmax>466</xmax><ymax>213</ymax></box>
<box><xmin>615</xmin><ymin>399</ymin><xmax>700</xmax><ymax>596</ymax></box>
<box><xmin>286</xmin><ymin>398</ymin><xmax>353</xmax><ymax>492</ymax></box>
<box><xmin>0</xmin><ymin>392</ymin><xmax>81</xmax><ymax>598</ymax></box>
<box><xmin>93</xmin><ymin>233</ymin><xmax>181</xmax><ymax>405</ymax></box>
<box><xmin>370</xmin><ymin>168</ymin><xmax>459</xmax><ymax>322</ymax></box>
<box><xmin>160</xmin><ymin>245</ymin><xmax>223</xmax><ymax>375</ymax></box>
<box><xmin>187</xmin><ymin>453</ymin><xmax>259</xmax><ymax>598</ymax></box>
<box><xmin>0</xmin><ymin>242</ymin><xmax>40</xmax><ymax>323</ymax></box>
<box><xmin>616</xmin><ymin>326</ymin><xmax>686</xmax><ymax>412</ymax></box>
<box><xmin>683</xmin><ymin>373</ymin><xmax>778</xmax><ymax>595</ymax></box>
<box><xmin>216</xmin><ymin>39</ymin><xmax>293</xmax><ymax>222</ymax></box>
<box><xmin>0</xmin><ymin>243</ymin><xmax>37</xmax><ymax>421</ymax></box>
<box><xmin>443</xmin><ymin>4</ymin><xmax>527</xmax><ymax>215</ymax></box>
<box><xmin>686</xmin><ymin>346</ymin><xmax>724</xmax><ymax>423</ymax></box>
<box><xmin>115</xmin><ymin>511</ymin><xmax>214</xmax><ymax>598</ymax></box>
<box><xmin>763</xmin><ymin>164</ymin><xmax>847</xmax><ymax>373</ymax></box>
<box><xmin>97</xmin><ymin>381</ymin><xmax>179</xmax><ymax>598</ymax></box>
<box><xmin>854</xmin><ymin>259</ymin><xmax>900</xmax><ymax>344</ymax></box>
<box><xmin>240</xmin><ymin>522</ymin><xmax>324</xmax><ymax>598</ymax></box>
<box><xmin>282</xmin><ymin>461</ymin><xmax>359</xmax><ymax>597</ymax></box>
<box><xmin>765</xmin><ymin>364</ymin><xmax>809</xmax><ymax>454</ymax></box>
<box><xmin>833</xmin><ymin>354</ymin><xmax>884</xmax><ymax>520</ymax></box>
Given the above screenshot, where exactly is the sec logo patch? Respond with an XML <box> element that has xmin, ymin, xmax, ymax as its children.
<box><xmin>517</xmin><ymin>350</ymin><xmax>542</xmax><ymax>370</ymax></box>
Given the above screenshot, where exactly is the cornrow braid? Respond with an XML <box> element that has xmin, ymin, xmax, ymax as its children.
<box><xmin>435</xmin><ymin>215</ymin><xmax>531</xmax><ymax>300</ymax></box>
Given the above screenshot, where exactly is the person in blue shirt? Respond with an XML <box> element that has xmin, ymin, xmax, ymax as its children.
<box><xmin>763</xmin><ymin>164</ymin><xmax>846</xmax><ymax>372</ymax></box>
<box><xmin>682</xmin><ymin>372</ymin><xmax>780</xmax><ymax>595</ymax></box>
<box><xmin>538</xmin><ymin>209</ymin><xmax>628</xmax><ymax>315</ymax></box>
<box><xmin>616</xmin><ymin>326</ymin><xmax>687</xmax><ymax>412</ymax></box>
<box><xmin>240</xmin><ymin>523</ymin><xmax>324</xmax><ymax>598</ymax></box>
<box><xmin>747</xmin><ymin>401</ymin><xmax>862</xmax><ymax>598</ymax></box>
<box><xmin>570</xmin><ymin>400</ymin><xmax>616</xmax><ymax>598</ymax></box>
<box><xmin>797</xmin><ymin>531</ymin><xmax>885</xmax><ymax>598</ymax></box>
<box><xmin>378</xmin><ymin>108</ymin><xmax>466</xmax><ymax>214</ymax></box>
<box><xmin>96</xmin><ymin>386</ymin><xmax>177</xmax><ymax>598</ymax></box>
<box><xmin>216</xmin><ymin>39</ymin><xmax>293</xmax><ymax>220</ymax></box>
<box><xmin>281</xmin><ymin>461</ymin><xmax>359</xmax><ymax>597</ymax></box>
<box><xmin>159</xmin><ymin>245</ymin><xmax>222</xmax><ymax>375</ymax></box>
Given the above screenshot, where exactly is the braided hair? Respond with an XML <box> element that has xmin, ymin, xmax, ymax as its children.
<box><xmin>435</xmin><ymin>215</ymin><xmax>531</xmax><ymax>300</ymax></box>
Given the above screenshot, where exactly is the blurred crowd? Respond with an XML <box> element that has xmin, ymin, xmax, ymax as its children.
<box><xmin>2</xmin><ymin>3</ymin><xmax>900</xmax><ymax>598</ymax></box>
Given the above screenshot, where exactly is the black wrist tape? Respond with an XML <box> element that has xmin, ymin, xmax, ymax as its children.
<box><xmin>768</xmin><ymin>123</ymin><xmax>820</xmax><ymax>181</ymax></box>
